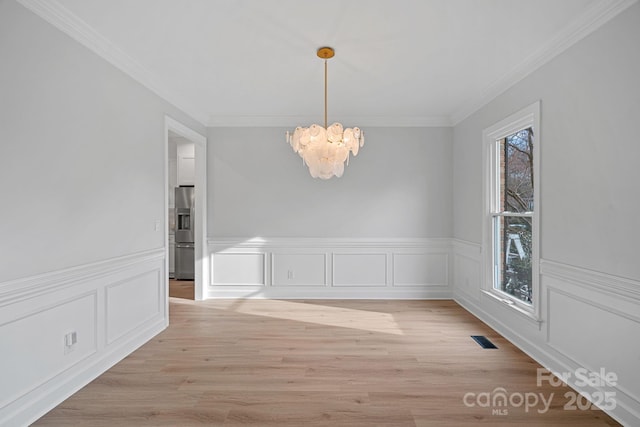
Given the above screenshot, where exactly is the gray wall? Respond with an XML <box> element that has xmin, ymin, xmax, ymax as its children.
<box><xmin>208</xmin><ymin>126</ymin><xmax>453</xmax><ymax>238</ymax></box>
<box><xmin>453</xmin><ymin>3</ymin><xmax>640</xmax><ymax>281</ymax></box>
<box><xmin>0</xmin><ymin>0</ymin><xmax>205</xmax><ymax>282</ymax></box>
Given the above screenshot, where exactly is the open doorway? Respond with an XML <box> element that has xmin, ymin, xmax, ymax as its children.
<box><xmin>168</xmin><ymin>132</ymin><xmax>195</xmax><ymax>299</ymax></box>
<box><xmin>165</xmin><ymin>117</ymin><xmax>207</xmax><ymax>302</ymax></box>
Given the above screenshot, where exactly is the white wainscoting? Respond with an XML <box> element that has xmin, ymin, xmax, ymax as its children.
<box><xmin>333</xmin><ymin>253</ymin><xmax>387</xmax><ymax>287</ymax></box>
<box><xmin>207</xmin><ymin>238</ymin><xmax>452</xmax><ymax>299</ymax></box>
<box><xmin>451</xmin><ymin>239</ymin><xmax>482</xmax><ymax>301</ymax></box>
<box><xmin>0</xmin><ymin>249</ymin><xmax>167</xmax><ymax>427</ymax></box>
<box><xmin>451</xmin><ymin>239</ymin><xmax>640</xmax><ymax>425</ymax></box>
<box><xmin>212</xmin><ymin>252</ymin><xmax>267</xmax><ymax>286</ymax></box>
<box><xmin>272</xmin><ymin>253</ymin><xmax>326</xmax><ymax>287</ymax></box>
<box><xmin>541</xmin><ymin>260</ymin><xmax>640</xmax><ymax>425</ymax></box>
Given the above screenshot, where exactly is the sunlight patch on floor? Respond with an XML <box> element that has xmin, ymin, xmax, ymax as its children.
<box><xmin>218</xmin><ymin>299</ymin><xmax>405</xmax><ymax>336</ymax></box>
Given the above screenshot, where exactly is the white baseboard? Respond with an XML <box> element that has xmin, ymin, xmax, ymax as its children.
<box><xmin>0</xmin><ymin>249</ymin><xmax>167</xmax><ymax>426</ymax></box>
<box><xmin>207</xmin><ymin>237</ymin><xmax>452</xmax><ymax>299</ymax></box>
<box><xmin>205</xmin><ymin>285</ymin><xmax>452</xmax><ymax>300</ymax></box>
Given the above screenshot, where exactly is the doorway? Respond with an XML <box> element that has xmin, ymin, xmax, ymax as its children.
<box><xmin>165</xmin><ymin>117</ymin><xmax>207</xmax><ymax>301</ymax></box>
<box><xmin>168</xmin><ymin>133</ymin><xmax>195</xmax><ymax>299</ymax></box>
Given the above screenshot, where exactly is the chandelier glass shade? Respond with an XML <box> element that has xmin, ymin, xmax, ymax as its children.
<box><xmin>286</xmin><ymin>47</ymin><xmax>364</xmax><ymax>180</ymax></box>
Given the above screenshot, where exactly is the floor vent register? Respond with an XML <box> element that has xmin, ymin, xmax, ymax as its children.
<box><xmin>471</xmin><ymin>335</ymin><xmax>498</xmax><ymax>349</ymax></box>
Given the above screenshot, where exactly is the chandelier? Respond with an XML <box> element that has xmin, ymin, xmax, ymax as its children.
<box><xmin>286</xmin><ymin>47</ymin><xmax>364</xmax><ymax>179</ymax></box>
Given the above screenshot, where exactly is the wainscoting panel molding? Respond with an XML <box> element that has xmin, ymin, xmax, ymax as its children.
<box><xmin>452</xmin><ymin>239</ymin><xmax>482</xmax><ymax>301</ymax></box>
<box><xmin>272</xmin><ymin>253</ymin><xmax>327</xmax><ymax>287</ymax></box>
<box><xmin>211</xmin><ymin>252</ymin><xmax>266</xmax><ymax>286</ymax></box>
<box><xmin>0</xmin><ymin>249</ymin><xmax>167</xmax><ymax>427</ymax></box>
<box><xmin>207</xmin><ymin>238</ymin><xmax>452</xmax><ymax>299</ymax></box>
<box><xmin>393</xmin><ymin>253</ymin><xmax>448</xmax><ymax>287</ymax></box>
<box><xmin>333</xmin><ymin>253</ymin><xmax>387</xmax><ymax>287</ymax></box>
<box><xmin>0</xmin><ymin>292</ymin><xmax>98</xmax><ymax>411</ymax></box>
<box><xmin>105</xmin><ymin>269</ymin><xmax>163</xmax><ymax>345</ymax></box>
<box><xmin>542</xmin><ymin>261</ymin><xmax>640</xmax><ymax>424</ymax></box>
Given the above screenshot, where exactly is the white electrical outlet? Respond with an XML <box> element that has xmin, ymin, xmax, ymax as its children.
<box><xmin>64</xmin><ymin>331</ymin><xmax>77</xmax><ymax>354</ymax></box>
<box><xmin>154</xmin><ymin>219</ymin><xmax>161</xmax><ymax>231</ymax></box>
<box><xmin>287</xmin><ymin>270</ymin><xmax>294</xmax><ymax>279</ymax></box>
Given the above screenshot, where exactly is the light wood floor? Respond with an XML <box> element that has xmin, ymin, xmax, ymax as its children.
<box><xmin>33</xmin><ymin>299</ymin><xmax>620</xmax><ymax>426</ymax></box>
<box><xmin>169</xmin><ymin>279</ymin><xmax>194</xmax><ymax>300</ymax></box>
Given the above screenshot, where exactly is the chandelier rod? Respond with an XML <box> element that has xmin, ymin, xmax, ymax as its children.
<box><xmin>317</xmin><ymin>47</ymin><xmax>334</xmax><ymax>129</ymax></box>
<box><xmin>324</xmin><ymin>58</ymin><xmax>328</xmax><ymax>129</ymax></box>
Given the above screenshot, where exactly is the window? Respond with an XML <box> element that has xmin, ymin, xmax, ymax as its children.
<box><xmin>483</xmin><ymin>102</ymin><xmax>540</xmax><ymax>315</ymax></box>
<box><xmin>494</xmin><ymin>128</ymin><xmax>534</xmax><ymax>303</ymax></box>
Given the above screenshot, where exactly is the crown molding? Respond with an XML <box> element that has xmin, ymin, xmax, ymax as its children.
<box><xmin>450</xmin><ymin>0</ymin><xmax>638</xmax><ymax>125</ymax></box>
<box><xmin>16</xmin><ymin>0</ymin><xmax>208</xmax><ymax>126</ymax></box>
<box><xmin>207</xmin><ymin>115</ymin><xmax>453</xmax><ymax>128</ymax></box>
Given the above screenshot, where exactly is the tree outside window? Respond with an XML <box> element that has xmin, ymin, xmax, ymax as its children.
<box><xmin>494</xmin><ymin>128</ymin><xmax>533</xmax><ymax>304</ymax></box>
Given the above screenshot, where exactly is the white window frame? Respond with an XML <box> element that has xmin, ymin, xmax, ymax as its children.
<box><xmin>482</xmin><ymin>101</ymin><xmax>540</xmax><ymax>321</ymax></box>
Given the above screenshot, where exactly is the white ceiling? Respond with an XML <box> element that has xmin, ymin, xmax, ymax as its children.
<box><xmin>20</xmin><ymin>0</ymin><xmax>635</xmax><ymax>126</ymax></box>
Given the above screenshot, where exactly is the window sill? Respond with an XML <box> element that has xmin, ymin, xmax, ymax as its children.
<box><xmin>480</xmin><ymin>290</ymin><xmax>543</xmax><ymax>326</ymax></box>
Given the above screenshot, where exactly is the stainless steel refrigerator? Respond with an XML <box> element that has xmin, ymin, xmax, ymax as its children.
<box><xmin>174</xmin><ymin>186</ymin><xmax>195</xmax><ymax>280</ymax></box>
